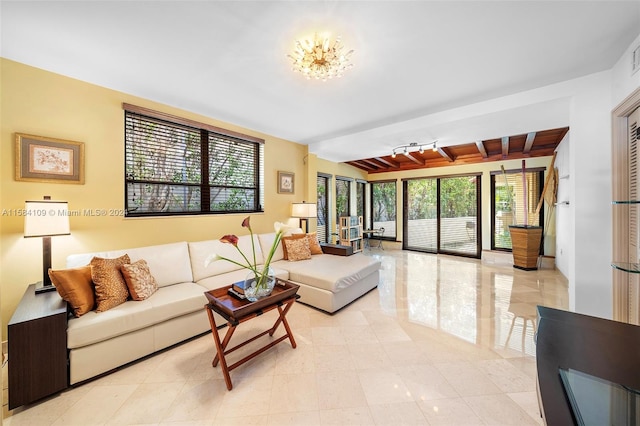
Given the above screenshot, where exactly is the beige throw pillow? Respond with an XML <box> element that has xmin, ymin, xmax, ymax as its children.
<box><xmin>91</xmin><ymin>254</ymin><xmax>131</xmax><ymax>312</ymax></box>
<box><xmin>49</xmin><ymin>266</ymin><xmax>95</xmax><ymax>317</ymax></box>
<box><xmin>121</xmin><ymin>259</ymin><xmax>158</xmax><ymax>301</ymax></box>
<box><xmin>281</xmin><ymin>233</ymin><xmax>307</xmax><ymax>260</ymax></box>
<box><xmin>284</xmin><ymin>237</ymin><xmax>311</xmax><ymax>261</ymax></box>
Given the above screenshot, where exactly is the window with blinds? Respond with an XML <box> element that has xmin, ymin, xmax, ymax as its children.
<box><xmin>316</xmin><ymin>174</ymin><xmax>331</xmax><ymax>243</ymax></box>
<box><xmin>490</xmin><ymin>168</ymin><xmax>544</xmax><ymax>250</ymax></box>
<box><xmin>124</xmin><ymin>106</ymin><xmax>264</xmax><ymax>217</ymax></box>
<box><xmin>335</xmin><ymin>177</ymin><xmax>351</xmax><ymax>224</ymax></box>
<box><xmin>356</xmin><ymin>180</ymin><xmax>366</xmax><ymax>223</ymax></box>
<box><xmin>371</xmin><ymin>180</ymin><xmax>397</xmax><ymax>239</ymax></box>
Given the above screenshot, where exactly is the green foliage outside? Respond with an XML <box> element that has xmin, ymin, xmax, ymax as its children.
<box><xmin>440</xmin><ymin>176</ymin><xmax>477</xmax><ymax>218</ymax></box>
<box><xmin>372</xmin><ymin>182</ymin><xmax>396</xmax><ymax>222</ymax></box>
<box><xmin>336</xmin><ymin>180</ymin><xmax>350</xmax><ymax>223</ymax></box>
<box><xmin>407</xmin><ymin>179</ymin><xmax>436</xmax><ymax>220</ymax></box>
<box><xmin>126</xmin><ymin>118</ymin><xmax>258</xmax><ymax>214</ymax></box>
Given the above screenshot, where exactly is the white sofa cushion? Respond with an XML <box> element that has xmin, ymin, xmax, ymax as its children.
<box><xmin>257</xmin><ymin>232</ymin><xmax>285</xmax><ymax>263</ymax></box>
<box><xmin>67</xmin><ymin>281</ymin><xmax>206</xmax><ymax>349</ymax></box>
<box><xmin>272</xmin><ymin>254</ymin><xmax>381</xmax><ymax>293</ymax></box>
<box><xmin>189</xmin><ymin>235</ymin><xmax>263</xmax><ymax>282</ymax></box>
<box><xmin>66</xmin><ymin>242</ymin><xmax>193</xmax><ymax>288</ymax></box>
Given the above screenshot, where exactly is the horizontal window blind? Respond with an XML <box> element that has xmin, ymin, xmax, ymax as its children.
<box><xmin>125</xmin><ymin>110</ymin><xmax>263</xmax><ymax>217</ymax></box>
<box><xmin>492</xmin><ymin>170</ymin><xmax>543</xmax><ymax>250</ymax></box>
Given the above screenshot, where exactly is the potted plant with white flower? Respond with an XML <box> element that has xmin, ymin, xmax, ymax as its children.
<box><xmin>205</xmin><ymin>217</ymin><xmax>291</xmax><ymax>301</ymax></box>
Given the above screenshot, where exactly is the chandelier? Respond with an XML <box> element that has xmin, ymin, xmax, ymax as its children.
<box><xmin>287</xmin><ymin>33</ymin><xmax>354</xmax><ymax>81</ymax></box>
<box><xmin>391</xmin><ymin>141</ymin><xmax>438</xmax><ymax>158</ymax></box>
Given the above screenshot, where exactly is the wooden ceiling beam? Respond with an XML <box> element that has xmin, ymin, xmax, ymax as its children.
<box><xmin>501</xmin><ymin>137</ymin><xmax>509</xmax><ymax>158</ymax></box>
<box><xmin>349</xmin><ymin>161</ymin><xmax>375</xmax><ymax>170</ymax></box>
<box><xmin>524</xmin><ymin>132</ymin><xmax>536</xmax><ymax>154</ymax></box>
<box><xmin>437</xmin><ymin>147</ymin><xmax>454</xmax><ymax>162</ymax></box>
<box><xmin>404</xmin><ymin>152</ymin><xmax>424</xmax><ymax>165</ymax></box>
<box><xmin>476</xmin><ymin>141</ymin><xmax>488</xmax><ymax>158</ymax></box>
<box><xmin>360</xmin><ymin>159</ymin><xmax>382</xmax><ymax>169</ymax></box>
<box><xmin>374</xmin><ymin>157</ymin><xmax>399</xmax><ymax>168</ymax></box>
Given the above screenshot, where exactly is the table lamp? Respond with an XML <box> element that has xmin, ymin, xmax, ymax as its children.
<box><xmin>291</xmin><ymin>201</ymin><xmax>317</xmax><ymax>233</ymax></box>
<box><xmin>24</xmin><ymin>197</ymin><xmax>70</xmax><ymax>294</ymax></box>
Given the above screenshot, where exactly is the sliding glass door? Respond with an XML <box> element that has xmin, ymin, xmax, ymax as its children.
<box><xmin>404</xmin><ymin>178</ymin><xmax>437</xmax><ymax>251</ymax></box>
<box><xmin>439</xmin><ymin>175</ymin><xmax>480</xmax><ymax>256</ymax></box>
<box><xmin>403</xmin><ymin>174</ymin><xmax>481</xmax><ymax>258</ymax></box>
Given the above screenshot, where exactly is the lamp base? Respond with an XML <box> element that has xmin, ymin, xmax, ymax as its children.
<box><xmin>34</xmin><ymin>281</ymin><xmax>57</xmax><ymax>294</ymax></box>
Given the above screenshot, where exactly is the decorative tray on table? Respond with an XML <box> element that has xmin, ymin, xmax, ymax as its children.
<box><xmin>204</xmin><ymin>278</ymin><xmax>299</xmax><ymax>318</ymax></box>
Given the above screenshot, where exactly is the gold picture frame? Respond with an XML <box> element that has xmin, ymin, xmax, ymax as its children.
<box><xmin>15</xmin><ymin>133</ymin><xmax>85</xmax><ymax>184</ymax></box>
<box><xmin>278</xmin><ymin>171</ymin><xmax>294</xmax><ymax>194</ymax></box>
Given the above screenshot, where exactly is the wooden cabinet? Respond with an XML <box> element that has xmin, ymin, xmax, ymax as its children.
<box><xmin>339</xmin><ymin>216</ymin><xmax>363</xmax><ymax>253</ymax></box>
<box><xmin>8</xmin><ymin>284</ymin><xmax>68</xmax><ymax>409</ymax></box>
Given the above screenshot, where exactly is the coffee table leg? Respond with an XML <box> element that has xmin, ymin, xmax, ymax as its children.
<box><xmin>269</xmin><ymin>299</ymin><xmax>297</xmax><ymax>348</ymax></box>
<box><xmin>206</xmin><ymin>306</ymin><xmax>234</xmax><ymax>390</ymax></box>
<box><xmin>212</xmin><ymin>325</ymin><xmax>237</xmax><ymax>367</ymax></box>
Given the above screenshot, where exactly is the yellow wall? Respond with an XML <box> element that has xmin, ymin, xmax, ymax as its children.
<box><xmin>0</xmin><ymin>59</ymin><xmax>309</xmax><ymax>333</ymax></box>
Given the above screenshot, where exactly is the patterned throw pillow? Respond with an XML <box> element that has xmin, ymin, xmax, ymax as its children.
<box><xmin>306</xmin><ymin>232</ymin><xmax>323</xmax><ymax>255</ymax></box>
<box><xmin>121</xmin><ymin>259</ymin><xmax>158</xmax><ymax>301</ymax></box>
<box><xmin>91</xmin><ymin>254</ymin><xmax>131</xmax><ymax>312</ymax></box>
<box><xmin>49</xmin><ymin>266</ymin><xmax>95</xmax><ymax>317</ymax></box>
<box><xmin>281</xmin><ymin>233</ymin><xmax>307</xmax><ymax>260</ymax></box>
<box><xmin>284</xmin><ymin>237</ymin><xmax>311</xmax><ymax>261</ymax></box>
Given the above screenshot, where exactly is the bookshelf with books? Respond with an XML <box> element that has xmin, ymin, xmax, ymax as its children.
<box><xmin>339</xmin><ymin>216</ymin><xmax>363</xmax><ymax>253</ymax></box>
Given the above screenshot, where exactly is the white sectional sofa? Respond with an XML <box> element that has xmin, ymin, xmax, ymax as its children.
<box><xmin>64</xmin><ymin>232</ymin><xmax>381</xmax><ymax>384</ymax></box>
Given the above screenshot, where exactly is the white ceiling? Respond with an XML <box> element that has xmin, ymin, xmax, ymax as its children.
<box><xmin>2</xmin><ymin>1</ymin><xmax>639</xmax><ymax>163</ymax></box>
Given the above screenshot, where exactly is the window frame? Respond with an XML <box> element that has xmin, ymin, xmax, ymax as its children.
<box><xmin>335</xmin><ymin>176</ymin><xmax>353</xmax><ymax>224</ymax></box>
<box><xmin>490</xmin><ymin>167</ymin><xmax>545</xmax><ymax>251</ymax></box>
<box><xmin>316</xmin><ymin>173</ymin><xmax>332</xmax><ymax>243</ymax></box>
<box><xmin>370</xmin><ymin>179</ymin><xmax>397</xmax><ymax>240</ymax></box>
<box><xmin>123</xmin><ymin>104</ymin><xmax>264</xmax><ymax>217</ymax></box>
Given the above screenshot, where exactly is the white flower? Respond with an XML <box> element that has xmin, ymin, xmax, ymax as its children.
<box><xmin>204</xmin><ymin>253</ymin><xmax>220</xmax><ymax>267</ymax></box>
<box><xmin>274</xmin><ymin>221</ymin><xmax>293</xmax><ymax>234</ymax></box>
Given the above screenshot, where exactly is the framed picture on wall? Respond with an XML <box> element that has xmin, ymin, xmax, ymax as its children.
<box><xmin>278</xmin><ymin>171</ymin><xmax>294</xmax><ymax>194</ymax></box>
<box><xmin>15</xmin><ymin>133</ymin><xmax>85</xmax><ymax>184</ymax></box>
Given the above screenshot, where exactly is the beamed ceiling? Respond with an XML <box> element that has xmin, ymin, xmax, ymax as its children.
<box><xmin>345</xmin><ymin>127</ymin><xmax>569</xmax><ymax>173</ymax></box>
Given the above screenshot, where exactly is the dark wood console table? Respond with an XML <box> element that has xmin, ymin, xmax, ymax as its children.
<box><xmin>8</xmin><ymin>284</ymin><xmax>68</xmax><ymax>409</ymax></box>
<box><xmin>320</xmin><ymin>243</ymin><xmax>353</xmax><ymax>256</ymax></box>
<box><xmin>536</xmin><ymin>305</ymin><xmax>640</xmax><ymax>425</ymax></box>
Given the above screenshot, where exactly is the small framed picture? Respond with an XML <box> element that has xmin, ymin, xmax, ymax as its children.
<box><xmin>15</xmin><ymin>133</ymin><xmax>85</xmax><ymax>184</ymax></box>
<box><xmin>278</xmin><ymin>171</ymin><xmax>294</xmax><ymax>194</ymax></box>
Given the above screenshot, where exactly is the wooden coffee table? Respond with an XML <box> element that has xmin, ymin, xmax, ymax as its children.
<box><xmin>204</xmin><ymin>278</ymin><xmax>300</xmax><ymax>390</ymax></box>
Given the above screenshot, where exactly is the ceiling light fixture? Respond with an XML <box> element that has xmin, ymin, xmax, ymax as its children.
<box><xmin>391</xmin><ymin>141</ymin><xmax>437</xmax><ymax>158</ymax></box>
<box><xmin>287</xmin><ymin>33</ymin><xmax>354</xmax><ymax>81</ymax></box>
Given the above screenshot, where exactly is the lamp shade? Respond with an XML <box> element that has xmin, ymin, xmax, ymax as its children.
<box><xmin>24</xmin><ymin>201</ymin><xmax>70</xmax><ymax>238</ymax></box>
<box><xmin>291</xmin><ymin>202</ymin><xmax>317</xmax><ymax>218</ymax></box>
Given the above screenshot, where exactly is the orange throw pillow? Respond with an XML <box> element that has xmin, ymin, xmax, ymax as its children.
<box><xmin>49</xmin><ymin>266</ymin><xmax>95</xmax><ymax>317</ymax></box>
<box><xmin>91</xmin><ymin>254</ymin><xmax>131</xmax><ymax>312</ymax></box>
<box><xmin>306</xmin><ymin>232</ymin><xmax>323</xmax><ymax>255</ymax></box>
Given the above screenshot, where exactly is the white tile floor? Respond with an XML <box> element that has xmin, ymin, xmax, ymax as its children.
<box><xmin>3</xmin><ymin>249</ymin><xmax>568</xmax><ymax>425</ymax></box>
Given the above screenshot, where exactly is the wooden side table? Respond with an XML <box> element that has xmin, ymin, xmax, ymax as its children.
<box><xmin>320</xmin><ymin>243</ymin><xmax>353</xmax><ymax>256</ymax></box>
<box><xmin>204</xmin><ymin>279</ymin><xmax>299</xmax><ymax>390</ymax></box>
<box><xmin>8</xmin><ymin>284</ymin><xmax>68</xmax><ymax>409</ymax></box>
